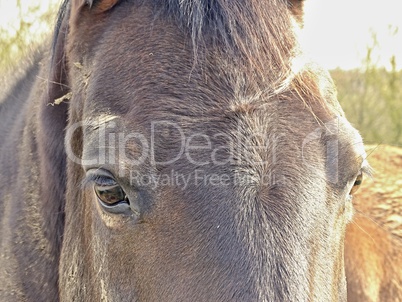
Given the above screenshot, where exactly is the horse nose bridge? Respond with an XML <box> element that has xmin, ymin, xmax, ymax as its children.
<box><xmin>221</xmin><ymin>176</ymin><xmax>323</xmax><ymax>299</ymax></box>
<box><xmin>152</xmin><ymin>185</ymin><xmax>297</xmax><ymax>299</ymax></box>
<box><xmin>136</xmin><ymin>203</ymin><xmax>271</xmax><ymax>301</ymax></box>
<box><xmin>178</xmin><ymin>191</ymin><xmax>305</xmax><ymax>300</ymax></box>
<box><xmin>229</xmin><ymin>178</ymin><xmax>348</xmax><ymax>301</ymax></box>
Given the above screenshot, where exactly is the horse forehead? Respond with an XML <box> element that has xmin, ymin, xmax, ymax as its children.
<box><xmin>75</xmin><ymin>1</ymin><xmax>339</xmax><ymax>125</ymax></box>
<box><xmin>77</xmin><ymin>0</ymin><xmax>343</xmax><ymax>162</ymax></box>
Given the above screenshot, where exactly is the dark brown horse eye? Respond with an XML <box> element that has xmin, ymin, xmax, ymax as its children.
<box><xmin>349</xmin><ymin>173</ymin><xmax>363</xmax><ymax>195</ymax></box>
<box><xmin>94</xmin><ymin>184</ymin><xmax>128</xmax><ymax>206</ymax></box>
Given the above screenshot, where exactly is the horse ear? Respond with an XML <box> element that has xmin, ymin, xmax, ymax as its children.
<box><xmin>89</xmin><ymin>0</ymin><xmax>120</xmax><ymax>12</ymax></box>
<box><xmin>35</xmin><ymin>0</ymin><xmax>70</xmax><ymax>253</ymax></box>
<box><xmin>288</xmin><ymin>0</ymin><xmax>305</xmax><ymax>26</ymax></box>
<box><xmin>77</xmin><ymin>0</ymin><xmax>120</xmax><ymax>13</ymax></box>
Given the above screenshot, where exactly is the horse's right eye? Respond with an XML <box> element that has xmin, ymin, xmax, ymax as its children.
<box><xmin>94</xmin><ymin>183</ymin><xmax>128</xmax><ymax>206</ymax></box>
<box><xmin>90</xmin><ymin>175</ymin><xmax>132</xmax><ymax>214</ymax></box>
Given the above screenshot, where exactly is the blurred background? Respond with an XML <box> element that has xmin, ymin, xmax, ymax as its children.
<box><xmin>0</xmin><ymin>0</ymin><xmax>401</xmax><ymax>147</ymax></box>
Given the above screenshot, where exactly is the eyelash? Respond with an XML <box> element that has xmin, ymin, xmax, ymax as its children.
<box><xmin>81</xmin><ymin>172</ymin><xmax>117</xmax><ymax>190</ymax></box>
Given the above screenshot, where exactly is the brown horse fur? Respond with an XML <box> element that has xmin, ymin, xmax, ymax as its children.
<box><xmin>345</xmin><ymin>145</ymin><xmax>402</xmax><ymax>302</ymax></box>
<box><xmin>346</xmin><ymin>216</ymin><xmax>402</xmax><ymax>302</ymax></box>
<box><xmin>0</xmin><ymin>0</ymin><xmax>376</xmax><ymax>301</ymax></box>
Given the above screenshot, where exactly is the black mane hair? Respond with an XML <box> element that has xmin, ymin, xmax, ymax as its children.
<box><xmin>52</xmin><ymin>0</ymin><xmax>298</xmax><ymax>89</ymax></box>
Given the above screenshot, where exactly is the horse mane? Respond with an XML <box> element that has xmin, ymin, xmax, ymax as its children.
<box><xmin>160</xmin><ymin>0</ymin><xmax>330</xmax><ymax>114</ymax></box>
<box><xmin>52</xmin><ymin>0</ymin><xmax>298</xmax><ymax>86</ymax></box>
<box><xmin>50</xmin><ymin>0</ymin><xmax>329</xmax><ymax>114</ymax></box>
<box><xmin>163</xmin><ymin>0</ymin><xmax>298</xmax><ymax>84</ymax></box>
<box><xmin>163</xmin><ymin>0</ymin><xmax>296</xmax><ymax>49</ymax></box>
<box><xmin>159</xmin><ymin>0</ymin><xmax>330</xmax><ymax>113</ymax></box>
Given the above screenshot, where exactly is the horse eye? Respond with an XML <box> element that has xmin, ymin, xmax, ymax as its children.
<box><xmin>349</xmin><ymin>173</ymin><xmax>363</xmax><ymax>195</ymax></box>
<box><xmin>94</xmin><ymin>183</ymin><xmax>129</xmax><ymax>206</ymax></box>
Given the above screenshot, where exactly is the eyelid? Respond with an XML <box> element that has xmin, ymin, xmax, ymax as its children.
<box><xmin>360</xmin><ymin>161</ymin><xmax>373</xmax><ymax>179</ymax></box>
<box><xmin>81</xmin><ymin>170</ymin><xmax>117</xmax><ymax>190</ymax></box>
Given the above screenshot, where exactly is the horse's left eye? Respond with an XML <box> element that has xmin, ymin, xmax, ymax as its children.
<box><xmin>349</xmin><ymin>173</ymin><xmax>363</xmax><ymax>195</ymax></box>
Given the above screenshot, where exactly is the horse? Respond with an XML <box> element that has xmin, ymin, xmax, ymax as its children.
<box><xmin>345</xmin><ymin>145</ymin><xmax>402</xmax><ymax>302</ymax></box>
<box><xmin>0</xmin><ymin>0</ymin><xmax>368</xmax><ymax>300</ymax></box>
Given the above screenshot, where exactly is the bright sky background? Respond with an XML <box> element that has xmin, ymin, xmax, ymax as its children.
<box><xmin>302</xmin><ymin>0</ymin><xmax>402</xmax><ymax>70</ymax></box>
<box><xmin>0</xmin><ymin>0</ymin><xmax>401</xmax><ymax>70</ymax></box>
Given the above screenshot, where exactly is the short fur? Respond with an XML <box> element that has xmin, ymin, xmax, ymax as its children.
<box><xmin>0</xmin><ymin>0</ymin><xmax>364</xmax><ymax>301</ymax></box>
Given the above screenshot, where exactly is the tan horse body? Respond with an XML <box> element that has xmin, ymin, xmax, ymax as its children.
<box><xmin>346</xmin><ymin>145</ymin><xmax>402</xmax><ymax>301</ymax></box>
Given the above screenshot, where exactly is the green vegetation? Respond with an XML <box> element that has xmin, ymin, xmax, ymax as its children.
<box><xmin>332</xmin><ymin>68</ymin><xmax>402</xmax><ymax>147</ymax></box>
<box><xmin>0</xmin><ymin>1</ymin><xmax>56</xmax><ymax>73</ymax></box>
<box><xmin>331</xmin><ymin>36</ymin><xmax>402</xmax><ymax>147</ymax></box>
<box><xmin>1</xmin><ymin>3</ymin><xmax>401</xmax><ymax>146</ymax></box>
